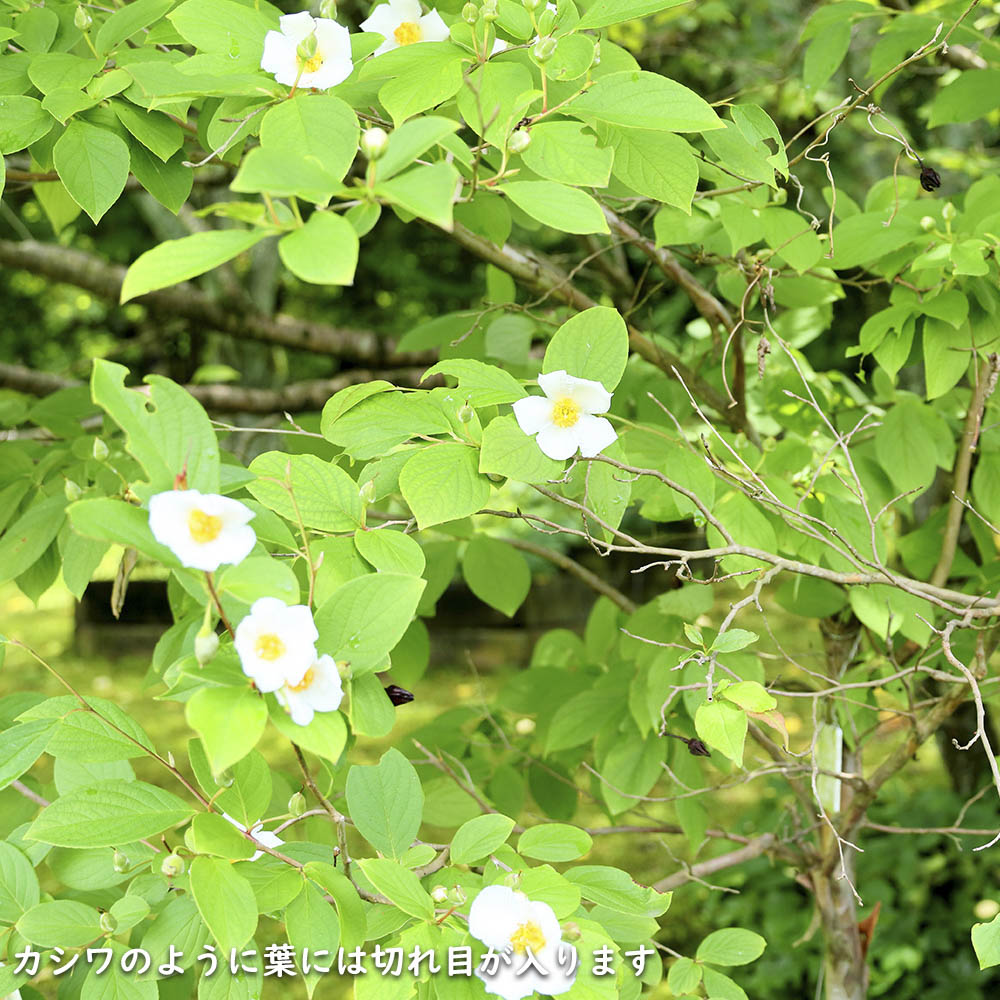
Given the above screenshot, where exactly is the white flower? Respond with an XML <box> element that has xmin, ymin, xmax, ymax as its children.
<box><xmin>223</xmin><ymin>812</ymin><xmax>284</xmax><ymax>862</ymax></box>
<box><xmin>511</xmin><ymin>370</ymin><xmax>617</xmax><ymax>461</ymax></box>
<box><xmin>361</xmin><ymin>0</ymin><xmax>450</xmax><ymax>56</ymax></box>
<box><xmin>468</xmin><ymin>885</ymin><xmax>577</xmax><ymax>1000</ymax></box>
<box><xmin>275</xmin><ymin>653</ymin><xmax>345</xmax><ymax>727</ymax></box>
<box><xmin>261</xmin><ymin>11</ymin><xmax>353</xmax><ymax>89</ymax></box>
<box><xmin>234</xmin><ymin>597</ymin><xmax>319</xmax><ymax>693</ymax></box>
<box><xmin>148</xmin><ymin>489</ymin><xmax>256</xmax><ymax>572</ymax></box>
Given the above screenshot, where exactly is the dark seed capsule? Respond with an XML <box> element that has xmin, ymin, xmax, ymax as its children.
<box><xmin>920</xmin><ymin>166</ymin><xmax>941</xmax><ymax>192</ymax></box>
<box><xmin>384</xmin><ymin>684</ymin><xmax>415</xmax><ymax>706</ymax></box>
<box><xmin>687</xmin><ymin>738</ymin><xmax>711</xmax><ymax>757</ymax></box>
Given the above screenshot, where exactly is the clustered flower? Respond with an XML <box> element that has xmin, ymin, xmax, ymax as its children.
<box><xmin>260</xmin><ymin>1</ymin><xmax>449</xmax><ymax>89</ymax></box>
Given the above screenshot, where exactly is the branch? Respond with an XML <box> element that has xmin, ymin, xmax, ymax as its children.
<box><xmin>0</xmin><ymin>239</ymin><xmax>432</xmax><ymax>364</ymax></box>
<box><xmin>652</xmin><ymin>834</ymin><xmax>777</xmax><ymax>891</ymax></box>
<box><xmin>0</xmin><ymin>361</ymin><xmax>427</xmax><ymax>414</ymax></box>
<box><xmin>931</xmin><ymin>354</ymin><xmax>1000</xmax><ymax>587</ymax></box>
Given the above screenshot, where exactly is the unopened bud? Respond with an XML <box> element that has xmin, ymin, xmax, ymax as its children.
<box><xmin>319</xmin><ymin>0</ymin><xmax>338</xmax><ymax>17</ymax></box>
<box><xmin>561</xmin><ymin>921</ymin><xmax>581</xmax><ymax>942</ymax></box>
<box><xmin>64</xmin><ymin>479</ymin><xmax>83</xmax><ymax>502</ymax></box>
<box><xmin>360</xmin><ymin>127</ymin><xmax>389</xmax><ymax>161</ymax></box>
<box><xmin>92</xmin><ymin>437</ymin><xmax>109</xmax><ymax>461</ymax></box>
<box><xmin>536</xmin><ymin>8</ymin><xmax>556</xmax><ymax>34</ymax></box>
<box><xmin>359</xmin><ymin>478</ymin><xmax>377</xmax><ymax>503</ymax></box>
<box><xmin>592</xmin><ymin>40</ymin><xmax>600</xmax><ymax>65</ymax></box>
<box><xmin>337</xmin><ymin>660</ymin><xmax>353</xmax><ymax>682</ymax></box>
<box><xmin>457</xmin><ymin>402</ymin><xmax>475</xmax><ymax>424</ymax></box>
<box><xmin>771</xmin><ymin>186</ymin><xmax>787</xmax><ymax>205</ymax></box>
<box><xmin>482</xmin><ymin>0</ymin><xmax>499</xmax><ymax>21</ymax></box>
<box><xmin>431</xmin><ymin>885</ymin><xmax>449</xmax><ymax>904</ymax></box>
<box><xmin>99</xmin><ymin>912</ymin><xmax>117</xmax><ymax>934</ymax></box>
<box><xmin>462</xmin><ymin>2</ymin><xmax>479</xmax><ymax>22</ymax></box>
<box><xmin>195</xmin><ymin>629</ymin><xmax>219</xmax><ymax>666</ymax></box>
<box><xmin>112</xmin><ymin>850</ymin><xmax>129</xmax><ymax>873</ymax></box>
<box><xmin>288</xmin><ymin>792</ymin><xmax>307</xmax><ymax>817</ymax></box>
<box><xmin>502</xmin><ymin>871</ymin><xmax>522</xmax><ymax>889</ymax></box>
<box><xmin>296</xmin><ymin>31</ymin><xmax>319</xmax><ymax>64</ymax></box>
<box><xmin>523</xmin><ymin>0</ymin><xmax>544</xmax><ymax>9</ymax></box>
<box><xmin>533</xmin><ymin>36</ymin><xmax>557</xmax><ymax>62</ymax></box>
<box><xmin>508</xmin><ymin>129</ymin><xmax>531</xmax><ymax>154</ymax></box>
<box><xmin>941</xmin><ymin>201</ymin><xmax>956</xmax><ymax>222</ymax></box>
<box><xmin>920</xmin><ymin>215</ymin><xmax>936</xmax><ymax>232</ymax></box>
<box><xmin>919</xmin><ymin>165</ymin><xmax>941</xmax><ymax>192</ymax></box>
<box><xmin>448</xmin><ymin>884</ymin><xmax>467</xmax><ymax>905</ymax></box>
<box><xmin>514</xmin><ymin>717</ymin><xmax>535</xmax><ymax>735</ymax></box>
<box><xmin>74</xmin><ymin>6</ymin><xmax>93</xmax><ymax>30</ymax></box>
<box><xmin>161</xmin><ymin>853</ymin><xmax>185</xmax><ymax>878</ymax></box>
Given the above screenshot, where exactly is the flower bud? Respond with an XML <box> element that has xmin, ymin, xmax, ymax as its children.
<box><xmin>771</xmin><ymin>187</ymin><xmax>787</xmax><ymax>205</ymax></box>
<box><xmin>514</xmin><ymin>717</ymin><xmax>535</xmax><ymax>735</ymax></box>
<box><xmin>359</xmin><ymin>478</ymin><xmax>378</xmax><ymax>503</ymax></box>
<box><xmin>296</xmin><ymin>31</ymin><xmax>319</xmax><ymax>64</ymax></box>
<box><xmin>502</xmin><ymin>871</ymin><xmax>522</xmax><ymax>889</ymax></box>
<box><xmin>319</xmin><ymin>0</ymin><xmax>338</xmax><ymax>17</ymax></box>
<box><xmin>592</xmin><ymin>40</ymin><xmax>600</xmax><ymax>65</ymax></box>
<box><xmin>919</xmin><ymin>165</ymin><xmax>941</xmax><ymax>192</ymax></box>
<box><xmin>74</xmin><ymin>5</ymin><xmax>93</xmax><ymax>30</ymax></box>
<box><xmin>462</xmin><ymin>2</ymin><xmax>479</xmax><ymax>23</ymax></box>
<box><xmin>920</xmin><ymin>215</ymin><xmax>936</xmax><ymax>232</ymax></box>
<box><xmin>337</xmin><ymin>660</ymin><xmax>353</xmax><ymax>682</ymax></box>
<box><xmin>561</xmin><ymin>921</ymin><xmax>581</xmax><ymax>942</ymax></box>
<box><xmin>448</xmin><ymin>884</ymin><xmax>467</xmax><ymax>905</ymax></box>
<box><xmin>536</xmin><ymin>8</ymin><xmax>556</xmax><ymax>34</ymax></box>
<box><xmin>533</xmin><ymin>36</ymin><xmax>557</xmax><ymax>62</ymax></box>
<box><xmin>508</xmin><ymin>129</ymin><xmax>531</xmax><ymax>154</ymax></box>
<box><xmin>360</xmin><ymin>127</ymin><xmax>389</xmax><ymax>161</ymax></box>
<box><xmin>112</xmin><ymin>850</ymin><xmax>129</xmax><ymax>873</ymax></box>
<box><xmin>195</xmin><ymin>628</ymin><xmax>219</xmax><ymax>666</ymax></box>
<box><xmin>941</xmin><ymin>201</ymin><xmax>956</xmax><ymax>222</ymax></box>
<box><xmin>288</xmin><ymin>791</ymin><xmax>307</xmax><ymax>817</ymax></box>
<box><xmin>482</xmin><ymin>0</ymin><xmax>499</xmax><ymax>21</ymax></box>
<box><xmin>457</xmin><ymin>402</ymin><xmax>475</xmax><ymax>424</ymax></box>
<box><xmin>64</xmin><ymin>479</ymin><xmax>83</xmax><ymax>502</ymax></box>
<box><xmin>431</xmin><ymin>885</ymin><xmax>449</xmax><ymax>904</ymax></box>
<box><xmin>92</xmin><ymin>437</ymin><xmax>110</xmax><ymax>462</ymax></box>
<box><xmin>99</xmin><ymin>912</ymin><xmax>117</xmax><ymax>935</ymax></box>
<box><xmin>523</xmin><ymin>0</ymin><xmax>544</xmax><ymax>9</ymax></box>
<box><xmin>161</xmin><ymin>853</ymin><xmax>185</xmax><ymax>878</ymax></box>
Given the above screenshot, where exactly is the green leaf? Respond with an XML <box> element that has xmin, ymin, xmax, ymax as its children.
<box><xmin>345</xmin><ymin>748</ymin><xmax>423</xmax><ymax>859</ymax></box>
<box><xmin>520</xmin><ymin>121</ymin><xmax>613</xmax><ymax>187</ymax></box>
<box><xmin>929</xmin><ymin>70</ymin><xmax>1000</xmax><ymax>127</ymax></box>
<box><xmin>0</xmin><ymin>494</ymin><xmax>66</xmax><ymax>587</ymax></box>
<box><xmin>873</xmin><ymin>398</ymin><xmax>948</xmax><ymax>496</ymax></box>
<box><xmin>722</xmin><ymin>681</ymin><xmax>776</xmax><ymax>713</ymax></box>
<box><xmin>279</xmin><ymin>211</ymin><xmax>360</xmax><ymax>286</ymax></box>
<box><xmin>518</xmin><ymin>824</ymin><xmax>593</xmax><ymax>862</ymax></box>
<box><xmin>702</xmin><ymin>967</ymin><xmax>749</xmax><ymax>1000</ymax></box>
<box><xmin>111</xmin><ymin>99</ymin><xmax>183</xmax><ymax>161</ymax></box>
<box><xmin>378</xmin><ymin>116</ymin><xmax>460</xmax><ymax>181</ymax></box>
<box><xmin>188</xmin><ymin>813</ymin><xmax>254</xmax><ymax>860</ymax></box>
<box><xmin>53</xmin><ymin>121</ymin><xmax>129</xmax><ymax>223</ymax></box>
<box><xmin>0</xmin><ymin>720</ymin><xmax>55</xmax><ymax>791</ymax></box>
<box><xmin>17</xmin><ymin>900</ymin><xmax>102</xmax><ymax>947</ymax></box>
<box><xmin>923</xmin><ymin>318</ymin><xmax>971</xmax><ymax>400</ymax></box>
<box><xmin>168</xmin><ymin>0</ymin><xmax>275</xmax><ymax>68</ymax></box>
<box><xmin>694</xmin><ymin>700</ymin><xmax>747</xmax><ymax>766</ymax></box>
<box><xmin>92</xmin><ymin>360</ymin><xmax>220</xmax><ymax>492</ymax></box>
<box><xmin>286</xmin><ymin>882</ymin><xmax>341</xmax><ymax>998</ymax></box>
<box><xmin>315</xmin><ymin>572</ymin><xmax>426</xmax><ymax>672</ymax></box>
<box><xmin>565</xmin><ymin>866</ymin><xmax>671</xmax><ymax>916</ymax></box>
<box><xmin>803</xmin><ymin>20</ymin><xmax>851</xmax><ymax>93</ymax></box>
<box><xmin>399</xmin><ymin>443</ymin><xmax>492</xmax><ymax>529</ymax></box>
<box><xmin>543</xmin><ymin>306</ymin><xmax>629</xmax><ymax>390</ymax></box>
<box><xmin>456</xmin><ymin>62</ymin><xmax>535</xmax><ymax>147</ymax></box>
<box><xmin>357</xmin><ymin>858</ymin><xmax>434</xmax><ymax>920</ymax></box>
<box><xmin>370</xmin><ymin>44</ymin><xmax>465</xmax><ymax>124</ymax></box>
<box><xmin>668</xmin><ymin>957</ymin><xmax>703</xmax><ymax>993</ymax></box>
<box><xmin>450</xmin><ymin>814</ymin><xmax>516</xmax><ymax>864</ymax></box>
<box><xmin>577</xmin><ymin>0</ymin><xmax>689</xmax><ymax>29</ymax></box>
<box><xmin>377</xmin><ymin>161</ymin><xmax>460</xmax><ymax>231</ymax></box>
<box><xmin>973</xmin><ymin>913</ymin><xmax>1000</xmax><ymax>969</ymax></box>
<box><xmin>605</xmin><ymin>127</ymin><xmax>698</xmax><ymax>212</ymax></box>
<box><xmin>697</xmin><ymin>927</ymin><xmax>766</xmax><ymax>965</ymax></box>
<box><xmin>140</xmin><ymin>895</ymin><xmax>209</xmax><ymax>967</ymax></box>
<box><xmin>269</xmin><ymin>701</ymin><xmax>348</xmax><ymax>763</ymax></box>
<box><xmin>27</xmin><ymin>780</ymin><xmax>195</xmax><ymax>847</ymax></box>
<box><xmin>304</xmin><ymin>862</ymin><xmax>367</xmax><ymax>952</ymax></box>
<box><xmin>479</xmin><ymin>414</ymin><xmax>565</xmax><ymax>483</ymax></box>
<box><xmin>0</xmin><ymin>842</ymin><xmax>40</xmax><ymax>922</ymax></box>
<box><xmin>0</xmin><ymin>95</ymin><xmax>54</xmax><ymax>153</ymax></box>
<box><xmin>68</xmin><ymin>498</ymin><xmax>178</xmax><ymax>565</ymax></box>
<box><xmin>762</xmin><ymin>207</ymin><xmax>824</xmax><ymax>273</ymax></box>
<box><xmin>218</xmin><ymin>556</ymin><xmax>300</xmax><ymax>606</ymax></box>
<box><xmin>568</xmin><ymin>70</ymin><xmax>722</xmax><ymax>132</ymax></box>
<box><xmin>96</xmin><ymin>0</ymin><xmax>175</xmax><ymax>53</ymax></box>
<box><xmin>497</xmin><ymin>180</ymin><xmax>609</xmax><ymax>235</ymax></box>
<box><xmin>128</xmin><ymin>146</ymin><xmax>194</xmax><ymax>213</ymax></box>
<box><xmin>421</xmin><ymin>358</ymin><xmax>527</xmax><ymax>407</ymax></box>
<box><xmin>598</xmin><ymin>731</ymin><xmax>664</xmax><ymax>815</ymax></box>
<box><xmin>354</xmin><ymin>528</ymin><xmax>426</xmax><ymax>577</ymax></box>
<box><xmin>710</xmin><ymin>629</ymin><xmax>758</xmax><ymax>653</ymax></box>
<box><xmin>546</xmin><ymin>689</ymin><xmax>617</xmax><ymax>754</ymax></box>
<box><xmin>348</xmin><ymin>671</ymin><xmax>396</xmax><ymax>739</ymax></box>
<box><xmin>189</xmin><ymin>856</ymin><xmax>258</xmax><ymax>954</ymax></box>
<box><xmin>121</xmin><ymin>230</ymin><xmax>272</xmax><ymax>303</ymax></box>
<box><xmin>246</xmin><ymin>451</ymin><xmax>363</xmax><ymax>532</ymax></box>
<box><xmin>320</xmin><ymin>381</ymin><xmax>395</xmax><ymax>434</ymax></box>
<box><xmin>186</xmin><ymin>687</ymin><xmax>267</xmax><ymax>775</ymax></box>
<box><xmin>462</xmin><ymin>536</ymin><xmax>530</xmax><ymax>618</ymax></box>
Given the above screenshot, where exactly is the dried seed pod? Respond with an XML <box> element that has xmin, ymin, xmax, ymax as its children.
<box><xmin>919</xmin><ymin>165</ymin><xmax>941</xmax><ymax>192</ymax></box>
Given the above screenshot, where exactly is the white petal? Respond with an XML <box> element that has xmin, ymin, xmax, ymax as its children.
<box><xmin>203</xmin><ymin>494</ymin><xmax>255</xmax><ymax>525</ymax></box>
<box><xmin>360</xmin><ymin>5</ymin><xmax>397</xmax><ymax>36</ymax></box>
<box><xmin>390</xmin><ymin>0</ymin><xmax>422</xmax><ymax>19</ymax></box>
<box><xmin>477</xmin><ymin>963</ymin><xmax>537</xmax><ymax>1000</ymax></box>
<box><xmin>305</xmin><ymin>53</ymin><xmax>354</xmax><ymax>89</ymax></box>
<box><xmin>534</xmin><ymin>423</ymin><xmax>581</xmax><ymax>461</ymax></box>
<box><xmin>261</xmin><ymin>30</ymin><xmax>296</xmax><ymax>78</ymax></box>
<box><xmin>512</xmin><ymin>395</ymin><xmax>553</xmax><ymax>436</ymax></box>
<box><xmin>469</xmin><ymin>886</ymin><xmax>524</xmax><ymax>949</ymax></box>
<box><xmin>491</xmin><ymin>38</ymin><xmax>509</xmax><ymax>53</ymax></box>
<box><xmin>278</xmin><ymin>11</ymin><xmax>317</xmax><ymax>43</ymax></box>
<box><xmin>419</xmin><ymin>9</ymin><xmax>450</xmax><ymax>42</ymax></box>
<box><xmin>538</xmin><ymin>370</ymin><xmax>612</xmax><ymax>413</ymax></box>
<box><xmin>574</xmin><ymin>414</ymin><xmax>617</xmax><ymax>458</ymax></box>
<box><xmin>287</xmin><ymin>696</ymin><xmax>315</xmax><ymax>727</ymax></box>
<box><xmin>285</xmin><ymin>604</ymin><xmax>320</xmax><ymax>644</ymax></box>
<box><xmin>314</xmin><ymin>18</ymin><xmax>351</xmax><ymax>59</ymax></box>
<box><xmin>249</xmin><ymin>596</ymin><xmax>289</xmax><ymax>619</ymax></box>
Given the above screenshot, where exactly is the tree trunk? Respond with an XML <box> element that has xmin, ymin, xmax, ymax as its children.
<box><xmin>814</xmin><ymin>868</ymin><xmax>867</xmax><ymax>1000</ymax></box>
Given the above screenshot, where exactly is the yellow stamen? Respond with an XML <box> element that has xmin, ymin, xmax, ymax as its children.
<box><xmin>393</xmin><ymin>21</ymin><xmax>422</xmax><ymax>45</ymax></box>
<box><xmin>188</xmin><ymin>508</ymin><xmax>223</xmax><ymax>544</ymax></box>
<box><xmin>287</xmin><ymin>666</ymin><xmax>316</xmax><ymax>692</ymax></box>
<box><xmin>510</xmin><ymin>921</ymin><xmax>546</xmax><ymax>955</ymax></box>
<box><xmin>550</xmin><ymin>397</ymin><xmax>580</xmax><ymax>429</ymax></box>
<box><xmin>255</xmin><ymin>633</ymin><xmax>286</xmax><ymax>661</ymax></box>
<box><xmin>300</xmin><ymin>53</ymin><xmax>324</xmax><ymax>73</ymax></box>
